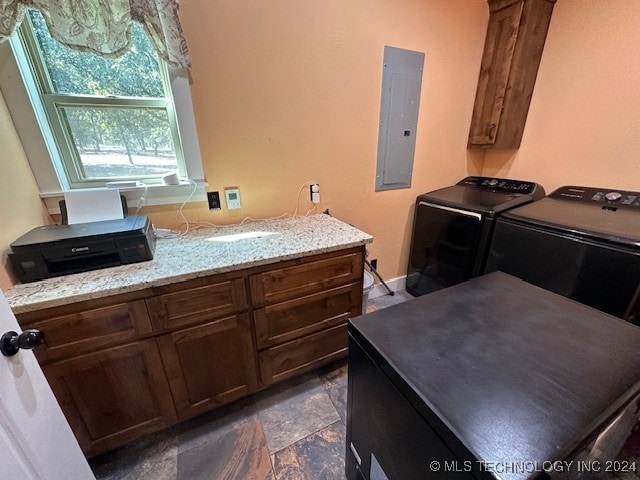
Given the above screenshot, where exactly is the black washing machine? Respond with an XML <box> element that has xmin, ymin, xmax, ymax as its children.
<box><xmin>406</xmin><ymin>176</ymin><xmax>545</xmax><ymax>297</ymax></box>
<box><xmin>485</xmin><ymin>185</ymin><xmax>640</xmax><ymax>323</ymax></box>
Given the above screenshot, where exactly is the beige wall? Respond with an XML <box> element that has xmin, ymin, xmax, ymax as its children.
<box><xmin>483</xmin><ymin>0</ymin><xmax>640</xmax><ymax>193</ymax></box>
<box><xmin>170</xmin><ymin>0</ymin><xmax>487</xmax><ymax>281</ymax></box>
<box><xmin>0</xmin><ymin>0</ymin><xmax>487</xmax><ymax>289</ymax></box>
<box><xmin>0</xmin><ymin>90</ymin><xmax>49</xmax><ymax>290</ymax></box>
<box><xmin>5</xmin><ymin>1</ymin><xmax>639</xmax><ymax>288</ymax></box>
<box><xmin>6</xmin><ymin>1</ymin><xmax>639</xmax><ymax>288</ymax></box>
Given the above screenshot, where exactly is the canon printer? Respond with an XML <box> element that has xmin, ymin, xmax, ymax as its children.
<box><xmin>9</xmin><ymin>215</ymin><xmax>155</xmax><ymax>283</ymax></box>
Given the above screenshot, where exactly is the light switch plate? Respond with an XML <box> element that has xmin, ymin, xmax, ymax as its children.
<box><xmin>224</xmin><ymin>187</ymin><xmax>242</xmax><ymax>209</ymax></box>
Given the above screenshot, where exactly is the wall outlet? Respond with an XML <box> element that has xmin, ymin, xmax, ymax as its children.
<box><xmin>310</xmin><ymin>183</ymin><xmax>320</xmax><ymax>203</ymax></box>
<box><xmin>224</xmin><ymin>187</ymin><xmax>242</xmax><ymax>209</ymax></box>
<box><xmin>370</xmin><ymin>259</ymin><xmax>378</xmax><ymax>270</ymax></box>
<box><xmin>207</xmin><ymin>191</ymin><xmax>221</xmax><ymax>210</ymax></box>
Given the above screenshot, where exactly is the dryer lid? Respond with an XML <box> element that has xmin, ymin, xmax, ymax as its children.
<box><xmin>418</xmin><ymin>177</ymin><xmax>545</xmax><ymax>215</ymax></box>
<box><xmin>502</xmin><ymin>186</ymin><xmax>640</xmax><ymax>248</ymax></box>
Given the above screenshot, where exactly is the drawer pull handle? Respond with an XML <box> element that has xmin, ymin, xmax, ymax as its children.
<box><xmin>486</xmin><ymin>123</ymin><xmax>497</xmax><ymax>139</ymax></box>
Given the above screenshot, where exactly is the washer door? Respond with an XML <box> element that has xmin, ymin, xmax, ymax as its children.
<box><xmin>406</xmin><ymin>202</ymin><xmax>483</xmax><ymax>297</ymax></box>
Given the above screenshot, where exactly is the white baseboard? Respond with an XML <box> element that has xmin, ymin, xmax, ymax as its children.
<box><xmin>367</xmin><ymin>274</ymin><xmax>407</xmax><ymax>299</ymax></box>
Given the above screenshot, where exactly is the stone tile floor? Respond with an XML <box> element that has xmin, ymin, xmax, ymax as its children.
<box><xmin>89</xmin><ymin>291</ymin><xmax>412</xmax><ymax>480</ymax></box>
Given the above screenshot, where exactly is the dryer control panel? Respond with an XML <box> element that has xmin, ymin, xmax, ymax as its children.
<box><xmin>457</xmin><ymin>176</ymin><xmax>537</xmax><ymax>194</ymax></box>
<box><xmin>551</xmin><ymin>186</ymin><xmax>640</xmax><ymax>209</ymax></box>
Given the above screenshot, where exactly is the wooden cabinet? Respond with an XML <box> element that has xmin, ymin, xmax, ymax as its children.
<box><xmin>156</xmin><ymin>315</ymin><xmax>257</xmax><ymax>419</ymax></box>
<box><xmin>17</xmin><ymin>246</ymin><xmax>365</xmax><ymax>456</ymax></box>
<box><xmin>250</xmin><ymin>248</ymin><xmax>363</xmax><ymax>385</ymax></box>
<box><xmin>18</xmin><ymin>296</ymin><xmax>177</xmax><ymax>457</ymax></box>
<box><xmin>43</xmin><ymin>340</ymin><xmax>177</xmax><ymax>457</ymax></box>
<box><xmin>147</xmin><ymin>274</ymin><xmax>257</xmax><ymax>420</ymax></box>
<box><xmin>468</xmin><ymin>0</ymin><xmax>555</xmax><ymax>148</ymax></box>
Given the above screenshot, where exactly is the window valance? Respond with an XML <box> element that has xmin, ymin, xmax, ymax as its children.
<box><xmin>0</xmin><ymin>0</ymin><xmax>190</xmax><ymax>68</ymax></box>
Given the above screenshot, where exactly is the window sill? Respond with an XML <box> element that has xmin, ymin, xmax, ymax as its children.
<box><xmin>40</xmin><ymin>180</ymin><xmax>208</xmax><ymax>215</ymax></box>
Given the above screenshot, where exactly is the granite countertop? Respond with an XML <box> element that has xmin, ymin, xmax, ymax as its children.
<box><xmin>5</xmin><ymin>214</ymin><xmax>373</xmax><ymax>314</ymax></box>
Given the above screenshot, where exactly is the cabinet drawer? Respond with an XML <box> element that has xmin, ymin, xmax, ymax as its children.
<box><xmin>147</xmin><ymin>277</ymin><xmax>247</xmax><ymax>331</ymax></box>
<box><xmin>43</xmin><ymin>339</ymin><xmax>177</xmax><ymax>456</ymax></box>
<box><xmin>259</xmin><ymin>324</ymin><xmax>348</xmax><ymax>385</ymax></box>
<box><xmin>254</xmin><ymin>283</ymin><xmax>361</xmax><ymax>349</ymax></box>
<box><xmin>250</xmin><ymin>251</ymin><xmax>364</xmax><ymax>306</ymax></box>
<box><xmin>24</xmin><ymin>300</ymin><xmax>152</xmax><ymax>363</ymax></box>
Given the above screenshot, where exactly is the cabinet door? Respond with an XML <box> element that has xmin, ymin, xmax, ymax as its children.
<box><xmin>43</xmin><ymin>339</ymin><xmax>177</xmax><ymax>457</ymax></box>
<box><xmin>157</xmin><ymin>313</ymin><xmax>258</xmax><ymax>419</ymax></box>
<box><xmin>468</xmin><ymin>0</ymin><xmax>523</xmax><ymax>146</ymax></box>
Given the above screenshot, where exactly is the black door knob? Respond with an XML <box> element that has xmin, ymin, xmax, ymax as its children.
<box><xmin>1</xmin><ymin>329</ymin><xmax>45</xmax><ymax>357</ymax></box>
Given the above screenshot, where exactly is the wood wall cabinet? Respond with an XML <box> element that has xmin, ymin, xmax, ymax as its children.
<box><xmin>468</xmin><ymin>0</ymin><xmax>556</xmax><ymax>149</ymax></box>
<box><xmin>17</xmin><ymin>246</ymin><xmax>365</xmax><ymax>457</ymax></box>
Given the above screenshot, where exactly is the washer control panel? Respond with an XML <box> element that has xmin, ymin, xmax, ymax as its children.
<box><xmin>551</xmin><ymin>186</ymin><xmax>640</xmax><ymax>209</ymax></box>
<box><xmin>457</xmin><ymin>176</ymin><xmax>537</xmax><ymax>194</ymax></box>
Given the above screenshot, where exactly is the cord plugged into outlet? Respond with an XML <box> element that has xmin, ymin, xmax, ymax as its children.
<box><xmin>207</xmin><ymin>191</ymin><xmax>221</xmax><ymax>210</ymax></box>
<box><xmin>310</xmin><ymin>184</ymin><xmax>320</xmax><ymax>204</ymax></box>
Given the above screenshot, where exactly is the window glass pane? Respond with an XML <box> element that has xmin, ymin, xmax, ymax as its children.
<box><xmin>28</xmin><ymin>10</ymin><xmax>164</xmax><ymax>98</ymax></box>
<box><xmin>60</xmin><ymin>106</ymin><xmax>179</xmax><ymax>179</ymax></box>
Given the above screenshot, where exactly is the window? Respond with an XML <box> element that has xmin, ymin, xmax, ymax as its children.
<box><xmin>11</xmin><ymin>9</ymin><xmax>203</xmax><ymax>197</ymax></box>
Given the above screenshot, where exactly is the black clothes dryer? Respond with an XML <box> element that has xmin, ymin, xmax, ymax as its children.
<box><xmin>406</xmin><ymin>176</ymin><xmax>545</xmax><ymax>297</ymax></box>
<box><xmin>486</xmin><ymin>185</ymin><xmax>640</xmax><ymax>323</ymax></box>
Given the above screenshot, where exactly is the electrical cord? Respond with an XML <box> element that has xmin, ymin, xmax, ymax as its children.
<box><xmin>152</xmin><ymin>179</ymin><xmax>198</xmax><ymax>238</ymax></box>
<box><xmin>176</xmin><ymin>179</ymin><xmax>198</xmax><ymax>234</ymax></box>
<box><xmin>323</xmin><ymin>210</ymin><xmax>392</xmax><ymax>296</ymax></box>
<box><xmin>152</xmin><ymin>180</ymin><xmax>321</xmax><ymax>236</ymax></box>
<box><xmin>365</xmin><ymin>256</ymin><xmax>394</xmax><ymax>296</ymax></box>
<box><xmin>133</xmin><ymin>182</ymin><xmax>149</xmax><ymax>216</ymax></box>
<box><xmin>292</xmin><ymin>181</ymin><xmax>314</xmax><ymax>217</ymax></box>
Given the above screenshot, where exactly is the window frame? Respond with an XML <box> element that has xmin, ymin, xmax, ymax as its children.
<box><xmin>20</xmin><ymin>12</ymin><xmax>188</xmax><ymax>188</ymax></box>
<box><xmin>5</xmin><ymin>13</ymin><xmax>206</xmax><ymax>211</ymax></box>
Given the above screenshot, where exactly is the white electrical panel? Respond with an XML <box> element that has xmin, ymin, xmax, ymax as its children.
<box><xmin>224</xmin><ymin>188</ymin><xmax>242</xmax><ymax>209</ymax></box>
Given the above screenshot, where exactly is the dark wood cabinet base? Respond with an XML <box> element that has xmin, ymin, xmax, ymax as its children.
<box><xmin>18</xmin><ymin>246</ymin><xmax>364</xmax><ymax>456</ymax></box>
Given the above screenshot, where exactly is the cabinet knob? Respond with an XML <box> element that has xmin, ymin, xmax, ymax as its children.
<box><xmin>1</xmin><ymin>329</ymin><xmax>45</xmax><ymax>357</ymax></box>
<box><xmin>486</xmin><ymin>123</ymin><xmax>497</xmax><ymax>139</ymax></box>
